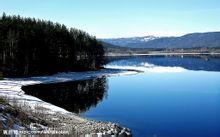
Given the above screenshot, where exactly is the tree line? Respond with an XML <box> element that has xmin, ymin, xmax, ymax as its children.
<box><xmin>0</xmin><ymin>13</ymin><xmax>105</xmax><ymax>77</ymax></box>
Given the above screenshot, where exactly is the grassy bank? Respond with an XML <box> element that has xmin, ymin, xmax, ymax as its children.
<box><xmin>0</xmin><ymin>97</ymin><xmax>51</xmax><ymax>136</ymax></box>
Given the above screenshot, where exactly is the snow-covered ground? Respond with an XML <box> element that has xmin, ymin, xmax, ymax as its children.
<box><xmin>0</xmin><ymin>68</ymin><xmax>138</xmax><ymax>136</ymax></box>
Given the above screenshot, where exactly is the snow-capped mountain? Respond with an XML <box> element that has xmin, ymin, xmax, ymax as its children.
<box><xmin>100</xmin><ymin>36</ymin><xmax>160</xmax><ymax>48</ymax></box>
<box><xmin>100</xmin><ymin>32</ymin><xmax>220</xmax><ymax>49</ymax></box>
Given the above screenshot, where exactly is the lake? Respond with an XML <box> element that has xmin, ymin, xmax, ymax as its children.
<box><xmin>23</xmin><ymin>56</ymin><xmax>220</xmax><ymax>137</ymax></box>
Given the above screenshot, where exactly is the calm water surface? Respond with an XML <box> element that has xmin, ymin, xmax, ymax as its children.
<box><xmin>24</xmin><ymin>56</ymin><xmax>220</xmax><ymax>137</ymax></box>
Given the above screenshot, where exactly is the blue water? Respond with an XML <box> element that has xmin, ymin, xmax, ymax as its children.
<box><xmin>82</xmin><ymin>56</ymin><xmax>220</xmax><ymax>137</ymax></box>
<box><xmin>23</xmin><ymin>56</ymin><xmax>220</xmax><ymax>137</ymax></box>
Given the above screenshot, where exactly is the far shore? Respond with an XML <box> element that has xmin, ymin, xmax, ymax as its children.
<box><xmin>105</xmin><ymin>52</ymin><xmax>220</xmax><ymax>57</ymax></box>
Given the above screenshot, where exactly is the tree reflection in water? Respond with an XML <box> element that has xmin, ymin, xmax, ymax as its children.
<box><xmin>22</xmin><ymin>77</ymin><xmax>108</xmax><ymax>114</ymax></box>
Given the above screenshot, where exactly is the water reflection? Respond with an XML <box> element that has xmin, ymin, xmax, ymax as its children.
<box><xmin>20</xmin><ymin>56</ymin><xmax>220</xmax><ymax>137</ymax></box>
<box><xmin>22</xmin><ymin>77</ymin><xmax>108</xmax><ymax>114</ymax></box>
<box><xmin>22</xmin><ymin>56</ymin><xmax>220</xmax><ymax>137</ymax></box>
<box><xmin>107</xmin><ymin>55</ymin><xmax>220</xmax><ymax>71</ymax></box>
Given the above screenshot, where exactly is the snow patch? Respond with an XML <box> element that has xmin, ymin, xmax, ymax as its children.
<box><xmin>106</xmin><ymin>63</ymin><xmax>186</xmax><ymax>73</ymax></box>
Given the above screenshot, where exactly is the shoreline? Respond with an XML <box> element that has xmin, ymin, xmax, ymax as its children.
<box><xmin>0</xmin><ymin>68</ymin><xmax>138</xmax><ymax>136</ymax></box>
<box><xmin>105</xmin><ymin>52</ymin><xmax>220</xmax><ymax>57</ymax></box>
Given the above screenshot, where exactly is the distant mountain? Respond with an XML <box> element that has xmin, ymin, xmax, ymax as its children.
<box><xmin>101</xmin><ymin>41</ymin><xmax>149</xmax><ymax>55</ymax></box>
<box><xmin>100</xmin><ymin>32</ymin><xmax>220</xmax><ymax>49</ymax></box>
<box><xmin>101</xmin><ymin>36</ymin><xmax>159</xmax><ymax>48</ymax></box>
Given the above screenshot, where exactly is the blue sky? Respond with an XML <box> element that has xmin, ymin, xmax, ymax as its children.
<box><xmin>1</xmin><ymin>0</ymin><xmax>220</xmax><ymax>38</ymax></box>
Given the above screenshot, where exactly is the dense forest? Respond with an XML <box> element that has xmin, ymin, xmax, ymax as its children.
<box><xmin>0</xmin><ymin>13</ymin><xmax>105</xmax><ymax>77</ymax></box>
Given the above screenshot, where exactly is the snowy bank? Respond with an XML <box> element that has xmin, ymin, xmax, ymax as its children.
<box><xmin>0</xmin><ymin>68</ymin><xmax>136</xmax><ymax>136</ymax></box>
